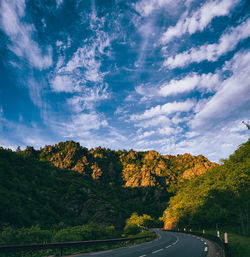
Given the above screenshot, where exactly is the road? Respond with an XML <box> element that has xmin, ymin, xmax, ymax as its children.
<box><xmin>72</xmin><ymin>230</ymin><xmax>208</xmax><ymax>257</ymax></box>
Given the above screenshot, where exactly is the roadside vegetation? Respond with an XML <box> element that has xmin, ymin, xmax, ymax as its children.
<box><xmin>0</xmin><ymin>222</ymin><xmax>155</xmax><ymax>257</ymax></box>
<box><xmin>163</xmin><ymin>139</ymin><xmax>250</xmax><ymax>236</ymax></box>
<box><xmin>192</xmin><ymin>228</ymin><xmax>250</xmax><ymax>257</ymax></box>
<box><xmin>163</xmin><ymin>139</ymin><xmax>249</xmax><ymax>257</ymax></box>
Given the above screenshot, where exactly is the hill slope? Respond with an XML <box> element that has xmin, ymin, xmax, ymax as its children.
<box><xmin>163</xmin><ymin>139</ymin><xmax>250</xmax><ymax>235</ymax></box>
<box><xmin>0</xmin><ymin>141</ymin><xmax>217</xmax><ymax>229</ymax></box>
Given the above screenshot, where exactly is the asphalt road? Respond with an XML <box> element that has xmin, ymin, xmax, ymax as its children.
<box><xmin>73</xmin><ymin>230</ymin><xmax>208</xmax><ymax>257</ymax></box>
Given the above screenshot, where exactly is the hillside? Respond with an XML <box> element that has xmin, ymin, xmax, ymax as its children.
<box><xmin>163</xmin><ymin>139</ymin><xmax>250</xmax><ymax>235</ymax></box>
<box><xmin>37</xmin><ymin>141</ymin><xmax>217</xmax><ymax>189</ymax></box>
<box><xmin>0</xmin><ymin>141</ymin><xmax>216</xmax><ymax>229</ymax></box>
<box><xmin>0</xmin><ymin>148</ymin><xmax>126</xmax><ymax>229</ymax></box>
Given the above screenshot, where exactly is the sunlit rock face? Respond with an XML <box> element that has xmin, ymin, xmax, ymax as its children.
<box><xmin>40</xmin><ymin>141</ymin><xmax>217</xmax><ymax>189</ymax></box>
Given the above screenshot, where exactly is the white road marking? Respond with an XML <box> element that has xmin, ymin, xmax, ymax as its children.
<box><xmin>152</xmin><ymin>248</ymin><xmax>163</xmax><ymax>254</ymax></box>
<box><xmin>204</xmin><ymin>247</ymin><xmax>208</xmax><ymax>252</ymax></box>
<box><xmin>139</xmin><ymin>255</ymin><xmax>147</xmax><ymax>257</ymax></box>
<box><xmin>164</xmin><ymin>234</ymin><xmax>180</xmax><ymax>250</ymax></box>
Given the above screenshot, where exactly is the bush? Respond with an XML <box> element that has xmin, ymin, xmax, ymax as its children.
<box><xmin>0</xmin><ymin>225</ymin><xmax>52</xmax><ymax>245</ymax></box>
<box><xmin>52</xmin><ymin>223</ymin><xmax>117</xmax><ymax>242</ymax></box>
<box><xmin>123</xmin><ymin>224</ymin><xmax>140</xmax><ymax>236</ymax></box>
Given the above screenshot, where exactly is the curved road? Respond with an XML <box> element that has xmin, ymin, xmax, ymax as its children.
<box><xmin>72</xmin><ymin>230</ymin><xmax>208</xmax><ymax>257</ymax></box>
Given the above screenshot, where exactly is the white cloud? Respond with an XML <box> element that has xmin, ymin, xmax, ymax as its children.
<box><xmin>164</xmin><ymin>18</ymin><xmax>250</xmax><ymax>68</ymax></box>
<box><xmin>51</xmin><ymin>75</ymin><xmax>78</xmax><ymax>93</ymax></box>
<box><xmin>158</xmin><ymin>126</ymin><xmax>176</xmax><ymax>135</ymax></box>
<box><xmin>56</xmin><ymin>0</ymin><xmax>63</xmax><ymax>8</ymax></box>
<box><xmin>0</xmin><ymin>0</ymin><xmax>52</xmax><ymax>70</ymax></box>
<box><xmin>191</xmin><ymin>50</ymin><xmax>250</xmax><ymax>129</ymax></box>
<box><xmin>133</xmin><ymin>72</ymin><xmax>220</xmax><ymax>104</ymax></box>
<box><xmin>52</xmin><ymin>5</ymin><xmax>111</xmax><ymax>96</ymax></box>
<box><xmin>47</xmin><ymin>111</ymin><xmax>133</xmax><ymax>152</ymax></box>
<box><xmin>63</xmin><ymin>42</ymin><xmax>105</xmax><ymax>83</ymax></box>
<box><xmin>131</xmin><ymin>99</ymin><xmax>195</xmax><ymax>121</ymax></box>
<box><xmin>175</xmin><ymin>121</ymin><xmax>249</xmax><ymax>161</ymax></box>
<box><xmin>133</xmin><ymin>0</ymin><xmax>182</xmax><ymax>17</ymax></box>
<box><xmin>0</xmin><ymin>114</ymin><xmax>56</xmax><ymax>150</ymax></box>
<box><xmin>159</xmin><ymin>73</ymin><xmax>220</xmax><ymax>96</ymax></box>
<box><xmin>137</xmin><ymin>130</ymin><xmax>155</xmax><ymax>139</ymax></box>
<box><xmin>135</xmin><ymin>115</ymin><xmax>171</xmax><ymax>128</ymax></box>
<box><xmin>162</xmin><ymin>0</ymin><xmax>239</xmax><ymax>43</ymax></box>
<box><xmin>132</xmin><ymin>50</ymin><xmax>250</xmax><ymax>162</ymax></box>
<box><xmin>131</xmin><ymin>119</ymin><xmax>248</xmax><ymax>162</ymax></box>
<box><xmin>68</xmin><ymin>84</ymin><xmax>110</xmax><ymax>111</ymax></box>
<box><xmin>51</xmin><ymin>112</ymin><xmax>108</xmax><ymax>139</ymax></box>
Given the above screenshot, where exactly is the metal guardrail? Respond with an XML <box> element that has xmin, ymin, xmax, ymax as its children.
<box><xmin>0</xmin><ymin>235</ymin><xmax>152</xmax><ymax>255</ymax></box>
<box><xmin>163</xmin><ymin>230</ymin><xmax>231</xmax><ymax>257</ymax></box>
<box><xmin>188</xmin><ymin>232</ymin><xmax>231</xmax><ymax>257</ymax></box>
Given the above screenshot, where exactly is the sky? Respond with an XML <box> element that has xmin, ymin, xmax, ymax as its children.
<box><xmin>0</xmin><ymin>0</ymin><xmax>249</xmax><ymax>162</ymax></box>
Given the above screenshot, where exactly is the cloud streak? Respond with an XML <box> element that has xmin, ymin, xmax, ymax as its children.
<box><xmin>159</xmin><ymin>73</ymin><xmax>220</xmax><ymax>96</ymax></box>
<box><xmin>0</xmin><ymin>0</ymin><xmax>52</xmax><ymax>70</ymax></box>
<box><xmin>131</xmin><ymin>99</ymin><xmax>195</xmax><ymax>121</ymax></box>
<box><xmin>164</xmin><ymin>18</ymin><xmax>250</xmax><ymax>68</ymax></box>
<box><xmin>191</xmin><ymin>50</ymin><xmax>250</xmax><ymax>129</ymax></box>
<box><xmin>133</xmin><ymin>0</ymin><xmax>183</xmax><ymax>17</ymax></box>
<box><xmin>162</xmin><ymin>0</ymin><xmax>239</xmax><ymax>43</ymax></box>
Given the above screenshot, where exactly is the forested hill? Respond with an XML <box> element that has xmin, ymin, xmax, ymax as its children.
<box><xmin>34</xmin><ymin>141</ymin><xmax>217</xmax><ymax>189</ymax></box>
<box><xmin>164</xmin><ymin>139</ymin><xmax>250</xmax><ymax>235</ymax></box>
<box><xmin>0</xmin><ymin>141</ymin><xmax>216</xmax><ymax>229</ymax></box>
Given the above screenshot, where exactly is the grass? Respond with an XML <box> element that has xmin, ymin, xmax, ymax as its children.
<box><xmin>0</xmin><ymin>230</ymin><xmax>156</xmax><ymax>257</ymax></box>
<box><xmin>226</xmin><ymin>232</ymin><xmax>250</xmax><ymax>257</ymax></box>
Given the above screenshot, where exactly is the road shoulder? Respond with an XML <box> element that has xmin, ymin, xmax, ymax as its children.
<box><xmin>203</xmin><ymin>238</ymin><xmax>223</xmax><ymax>257</ymax></box>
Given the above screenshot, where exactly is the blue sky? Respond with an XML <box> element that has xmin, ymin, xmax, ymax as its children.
<box><xmin>0</xmin><ymin>0</ymin><xmax>249</xmax><ymax>161</ymax></box>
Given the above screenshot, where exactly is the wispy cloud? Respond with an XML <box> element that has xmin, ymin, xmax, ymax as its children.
<box><xmin>48</xmin><ymin>111</ymin><xmax>131</xmax><ymax>151</ymax></box>
<box><xmin>67</xmin><ymin>84</ymin><xmax>110</xmax><ymax>112</ymax></box>
<box><xmin>63</xmin><ymin>42</ymin><xmax>107</xmax><ymax>83</ymax></box>
<box><xmin>56</xmin><ymin>0</ymin><xmax>63</xmax><ymax>8</ymax></box>
<box><xmin>0</xmin><ymin>0</ymin><xmax>52</xmax><ymax>70</ymax></box>
<box><xmin>51</xmin><ymin>75</ymin><xmax>79</xmax><ymax>93</ymax></box>
<box><xmin>135</xmin><ymin>115</ymin><xmax>171</xmax><ymax>128</ymax></box>
<box><xmin>191</xmin><ymin>49</ymin><xmax>250</xmax><ymax>129</ymax></box>
<box><xmin>133</xmin><ymin>0</ymin><xmax>182</xmax><ymax>17</ymax></box>
<box><xmin>162</xmin><ymin>0</ymin><xmax>239</xmax><ymax>43</ymax></box>
<box><xmin>174</xmin><ymin>120</ymin><xmax>248</xmax><ymax>161</ymax></box>
<box><xmin>137</xmin><ymin>130</ymin><xmax>155</xmax><ymax>139</ymax></box>
<box><xmin>131</xmin><ymin>99</ymin><xmax>195</xmax><ymax>121</ymax></box>
<box><xmin>159</xmin><ymin>73</ymin><xmax>220</xmax><ymax>96</ymax></box>
<box><xmin>53</xmin><ymin>112</ymin><xmax>108</xmax><ymax>138</ymax></box>
<box><xmin>0</xmin><ymin>113</ymin><xmax>56</xmax><ymax>149</ymax></box>
<box><xmin>164</xmin><ymin>18</ymin><xmax>250</xmax><ymax>68</ymax></box>
<box><xmin>136</xmin><ymin>125</ymin><xmax>177</xmax><ymax>139</ymax></box>
<box><xmin>51</xmin><ymin>4</ymin><xmax>111</xmax><ymax>98</ymax></box>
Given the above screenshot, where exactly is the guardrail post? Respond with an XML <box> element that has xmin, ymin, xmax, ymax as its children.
<box><xmin>224</xmin><ymin>233</ymin><xmax>228</xmax><ymax>243</ymax></box>
<box><xmin>203</xmin><ymin>229</ymin><xmax>205</xmax><ymax>234</ymax></box>
<box><xmin>60</xmin><ymin>248</ymin><xmax>63</xmax><ymax>256</ymax></box>
<box><xmin>217</xmin><ymin>231</ymin><xmax>220</xmax><ymax>237</ymax></box>
<box><xmin>190</xmin><ymin>229</ymin><xmax>192</xmax><ymax>232</ymax></box>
